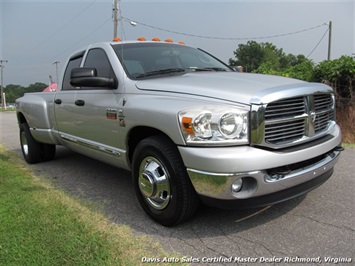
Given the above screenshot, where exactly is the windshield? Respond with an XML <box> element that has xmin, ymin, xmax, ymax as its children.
<box><xmin>112</xmin><ymin>42</ymin><xmax>232</xmax><ymax>79</ymax></box>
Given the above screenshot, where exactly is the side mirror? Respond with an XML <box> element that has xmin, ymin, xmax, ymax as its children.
<box><xmin>70</xmin><ymin>68</ymin><xmax>117</xmax><ymax>89</ymax></box>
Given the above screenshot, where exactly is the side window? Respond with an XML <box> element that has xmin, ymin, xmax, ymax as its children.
<box><xmin>83</xmin><ymin>48</ymin><xmax>116</xmax><ymax>89</ymax></box>
<box><xmin>62</xmin><ymin>53</ymin><xmax>83</xmax><ymax>90</ymax></box>
<box><xmin>84</xmin><ymin>48</ymin><xmax>112</xmax><ymax>76</ymax></box>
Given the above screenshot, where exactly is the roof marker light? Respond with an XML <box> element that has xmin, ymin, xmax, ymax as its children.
<box><xmin>165</xmin><ymin>38</ymin><xmax>173</xmax><ymax>43</ymax></box>
<box><xmin>113</xmin><ymin>37</ymin><xmax>121</xmax><ymax>42</ymax></box>
<box><xmin>178</xmin><ymin>41</ymin><xmax>185</xmax><ymax>45</ymax></box>
<box><xmin>152</xmin><ymin>37</ymin><xmax>161</xmax><ymax>42</ymax></box>
<box><xmin>137</xmin><ymin>37</ymin><xmax>146</xmax><ymax>41</ymax></box>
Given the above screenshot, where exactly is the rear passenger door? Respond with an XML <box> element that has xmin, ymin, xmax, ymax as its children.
<box><xmin>54</xmin><ymin>51</ymin><xmax>84</xmax><ymax>137</ymax></box>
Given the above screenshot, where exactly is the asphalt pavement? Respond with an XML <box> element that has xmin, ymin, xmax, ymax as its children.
<box><xmin>1</xmin><ymin>111</ymin><xmax>354</xmax><ymax>265</ymax></box>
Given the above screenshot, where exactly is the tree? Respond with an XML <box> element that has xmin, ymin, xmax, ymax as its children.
<box><xmin>4</xmin><ymin>82</ymin><xmax>47</xmax><ymax>103</ymax></box>
<box><xmin>255</xmin><ymin>58</ymin><xmax>315</xmax><ymax>82</ymax></box>
<box><xmin>229</xmin><ymin>41</ymin><xmax>264</xmax><ymax>72</ymax></box>
<box><xmin>229</xmin><ymin>40</ymin><xmax>306</xmax><ymax>73</ymax></box>
<box><xmin>313</xmin><ymin>56</ymin><xmax>355</xmax><ymax>108</ymax></box>
<box><xmin>27</xmin><ymin>82</ymin><xmax>48</xmax><ymax>93</ymax></box>
<box><xmin>284</xmin><ymin>60</ymin><xmax>315</xmax><ymax>81</ymax></box>
<box><xmin>3</xmin><ymin>84</ymin><xmax>25</xmax><ymax>103</ymax></box>
<box><xmin>229</xmin><ymin>41</ymin><xmax>316</xmax><ymax>81</ymax></box>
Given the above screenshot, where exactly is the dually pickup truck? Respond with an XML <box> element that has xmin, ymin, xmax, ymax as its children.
<box><xmin>16</xmin><ymin>40</ymin><xmax>343</xmax><ymax>226</ymax></box>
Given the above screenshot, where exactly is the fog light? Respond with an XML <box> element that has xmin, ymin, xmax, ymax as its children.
<box><xmin>231</xmin><ymin>179</ymin><xmax>243</xmax><ymax>193</ymax></box>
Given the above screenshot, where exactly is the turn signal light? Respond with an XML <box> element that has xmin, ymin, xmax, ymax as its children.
<box><xmin>181</xmin><ymin>117</ymin><xmax>194</xmax><ymax>134</ymax></box>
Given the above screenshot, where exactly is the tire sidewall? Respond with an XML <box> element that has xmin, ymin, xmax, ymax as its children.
<box><xmin>132</xmin><ymin>137</ymin><xmax>188</xmax><ymax>226</ymax></box>
<box><xmin>20</xmin><ymin>123</ymin><xmax>41</xmax><ymax>164</ymax></box>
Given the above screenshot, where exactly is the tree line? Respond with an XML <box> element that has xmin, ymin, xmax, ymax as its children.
<box><xmin>2</xmin><ymin>82</ymin><xmax>47</xmax><ymax>104</ymax></box>
<box><xmin>229</xmin><ymin>41</ymin><xmax>355</xmax><ymax>108</ymax></box>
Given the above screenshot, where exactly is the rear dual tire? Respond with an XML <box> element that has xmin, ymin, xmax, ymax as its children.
<box><xmin>20</xmin><ymin>123</ymin><xmax>56</xmax><ymax>164</ymax></box>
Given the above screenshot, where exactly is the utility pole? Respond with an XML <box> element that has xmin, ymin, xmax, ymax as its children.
<box><xmin>328</xmin><ymin>21</ymin><xmax>332</xmax><ymax>61</ymax></box>
<box><xmin>113</xmin><ymin>0</ymin><xmax>118</xmax><ymax>40</ymax></box>
<box><xmin>0</xmin><ymin>59</ymin><xmax>8</xmax><ymax>110</ymax></box>
<box><xmin>52</xmin><ymin>61</ymin><xmax>60</xmax><ymax>84</ymax></box>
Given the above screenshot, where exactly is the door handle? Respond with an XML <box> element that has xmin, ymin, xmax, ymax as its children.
<box><xmin>54</xmin><ymin>99</ymin><xmax>62</xmax><ymax>104</ymax></box>
<box><xmin>75</xmin><ymin>100</ymin><xmax>85</xmax><ymax>106</ymax></box>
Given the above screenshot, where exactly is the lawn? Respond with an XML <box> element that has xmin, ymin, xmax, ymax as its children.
<box><xmin>0</xmin><ymin>145</ymin><xmax>179</xmax><ymax>265</ymax></box>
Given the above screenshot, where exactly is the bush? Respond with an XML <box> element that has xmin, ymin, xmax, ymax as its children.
<box><xmin>337</xmin><ymin>106</ymin><xmax>355</xmax><ymax>143</ymax></box>
<box><xmin>313</xmin><ymin>56</ymin><xmax>355</xmax><ymax>108</ymax></box>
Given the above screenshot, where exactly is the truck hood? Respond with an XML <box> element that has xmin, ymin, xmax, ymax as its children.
<box><xmin>135</xmin><ymin>72</ymin><xmax>330</xmax><ymax>105</ymax></box>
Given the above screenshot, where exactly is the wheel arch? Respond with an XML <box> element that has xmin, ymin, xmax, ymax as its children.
<box><xmin>17</xmin><ymin>112</ymin><xmax>28</xmax><ymax>125</ymax></box>
<box><xmin>127</xmin><ymin>126</ymin><xmax>175</xmax><ymax>166</ymax></box>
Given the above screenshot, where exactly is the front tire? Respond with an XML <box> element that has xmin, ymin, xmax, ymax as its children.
<box><xmin>132</xmin><ymin>135</ymin><xmax>199</xmax><ymax>226</ymax></box>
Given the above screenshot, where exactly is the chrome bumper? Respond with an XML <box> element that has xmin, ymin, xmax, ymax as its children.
<box><xmin>178</xmin><ymin>125</ymin><xmax>342</xmax><ymax>201</ymax></box>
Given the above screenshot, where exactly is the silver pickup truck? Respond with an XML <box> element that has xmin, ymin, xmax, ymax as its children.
<box><xmin>16</xmin><ymin>40</ymin><xmax>343</xmax><ymax>226</ymax></box>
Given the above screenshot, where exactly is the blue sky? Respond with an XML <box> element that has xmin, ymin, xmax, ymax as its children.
<box><xmin>1</xmin><ymin>0</ymin><xmax>354</xmax><ymax>86</ymax></box>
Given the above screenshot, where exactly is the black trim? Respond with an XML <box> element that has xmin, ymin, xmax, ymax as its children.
<box><xmin>200</xmin><ymin>168</ymin><xmax>334</xmax><ymax>210</ymax></box>
<box><xmin>70</xmin><ymin>50</ymin><xmax>85</xmax><ymax>60</ymax></box>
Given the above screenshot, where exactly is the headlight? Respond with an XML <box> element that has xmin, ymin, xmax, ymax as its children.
<box><xmin>179</xmin><ymin>106</ymin><xmax>249</xmax><ymax>146</ymax></box>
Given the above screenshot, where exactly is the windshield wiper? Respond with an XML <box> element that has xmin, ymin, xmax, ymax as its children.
<box><xmin>193</xmin><ymin>67</ymin><xmax>228</xmax><ymax>72</ymax></box>
<box><xmin>136</xmin><ymin>68</ymin><xmax>186</xmax><ymax>79</ymax></box>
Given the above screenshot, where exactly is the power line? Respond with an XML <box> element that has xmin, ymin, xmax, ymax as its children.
<box><xmin>307</xmin><ymin>27</ymin><xmax>329</xmax><ymax>59</ymax></box>
<box><xmin>49</xmin><ymin>17</ymin><xmax>112</xmax><ymax>63</ymax></box>
<box><xmin>26</xmin><ymin>0</ymin><xmax>98</xmax><ymax>55</ymax></box>
<box><xmin>121</xmin><ymin>16</ymin><xmax>328</xmax><ymax>41</ymax></box>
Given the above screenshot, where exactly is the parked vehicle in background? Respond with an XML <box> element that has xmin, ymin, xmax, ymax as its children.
<box><xmin>15</xmin><ymin>39</ymin><xmax>342</xmax><ymax>226</ymax></box>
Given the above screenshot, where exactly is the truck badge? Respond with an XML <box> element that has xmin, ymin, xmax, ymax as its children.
<box><xmin>106</xmin><ymin>108</ymin><xmax>117</xmax><ymax>120</ymax></box>
<box><xmin>118</xmin><ymin>109</ymin><xmax>126</xmax><ymax>127</ymax></box>
<box><xmin>310</xmin><ymin>111</ymin><xmax>317</xmax><ymax>123</ymax></box>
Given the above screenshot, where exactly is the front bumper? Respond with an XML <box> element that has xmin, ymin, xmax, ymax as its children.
<box><xmin>178</xmin><ymin>125</ymin><xmax>342</xmax><ymax>206</ymax></box>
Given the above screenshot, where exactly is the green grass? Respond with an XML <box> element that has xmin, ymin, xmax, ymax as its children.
<box><xmin>342</xmin><ymin>143</ymin><xmax>355</xmax><ymax>148</ymax></box>
<box><xmin>0</xmin><ymin>146</ymin><xmax>180</xmax><ymax>265</ymax></box>
<box><xmin>0</xmin><ymin>107</ymin><xmax>16</xmax><ymax>112</ymax></box>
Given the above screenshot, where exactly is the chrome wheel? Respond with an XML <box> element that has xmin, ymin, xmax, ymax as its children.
<box><xmin>138</xmin><ymin>156</ymin><xmax>171</xmax><ymax>210</ymax></box>
<box><xmin>19</xmin><ymin>123</ymin><xmax>41</xmax><ymax>164</ymax></box>
<box><xmin>132</xmin><ymin>135</ymin><xmax>199</xmax><ymax>226</ymax></box>
<box><xmin>21</xmin><ymin>131</ymin><xmax>29</xmax><ymax>156</ymax></box>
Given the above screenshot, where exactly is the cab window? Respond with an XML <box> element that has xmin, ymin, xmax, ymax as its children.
<box><xmin>62</xmin><ymin>51</ymin><xmax>84</xmax><ymax>90</ymax></box>
<box><xmin>82</xmin><ymin>48</ymin><xmax>116</xmax><ymax>90</ymax></box>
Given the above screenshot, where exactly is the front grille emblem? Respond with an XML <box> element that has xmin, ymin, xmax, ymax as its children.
<box><xmin>310</xmin><ymin>111</ymin><xmax>317</xmax><ymax>123</ymax></box>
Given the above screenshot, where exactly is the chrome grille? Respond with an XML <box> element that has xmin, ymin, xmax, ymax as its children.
<box><xmin>264</xmin><ymin>94</ymin><xmax>334</xmax><ymax>146</ymax></box>
<box><xmin>265</xmin><ymin>120</ymin><xmax>305</xmax><ymax>143</ymax></box>
<box><xmin>314</xmin><ymin>94</ymin><xmax>334</xmax><ymax>133</ymax></box>
<box><xmin>264</xmin><ymin>97</ymin><xmax>305</xmax><ymax>120</ymax></box>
